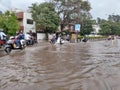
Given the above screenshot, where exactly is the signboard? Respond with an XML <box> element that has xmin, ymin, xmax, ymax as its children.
<box><xmin>75</xmin><ymin>24</ymin><xmax>81</xmax><ymax>32</ymax></box>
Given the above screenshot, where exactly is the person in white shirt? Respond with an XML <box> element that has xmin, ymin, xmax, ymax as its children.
<box><xmin>0</xmin><ymin>31</ymin><xmax>6</xmax><ymax>40</ymax></box>
<box><xmin>25</xmin><ymin>32</ymin><xmax>33</xmax><ymax>45</ymax></box>
<box><xmin>0</xmin><ymin>30</ymin><xmax>7</xmax><ymax>46</ymax></box>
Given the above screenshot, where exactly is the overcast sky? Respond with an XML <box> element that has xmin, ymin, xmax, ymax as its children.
<box><xmin>0</xmin><ymin>0</ymin><xmax>120</xmax><ymax>19</ymax></box>
<box><xmin>89</xmin><ymin>0</ymin><xmax>120</xmax><ymax>19</ymax></box>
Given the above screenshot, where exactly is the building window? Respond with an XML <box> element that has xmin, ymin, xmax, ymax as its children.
<box><xmin>27</xmin><ymin>19</ymin><xmax>33</xmax><ymax>24</ymax></box>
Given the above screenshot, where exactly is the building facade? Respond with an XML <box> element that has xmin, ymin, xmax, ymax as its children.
<box><xmin>14</xmin><ymin>10</ymin><xmax>36</xmax><ymax>34</ymax></box>
<box><xmin>92</xmin><ymin>24</ymin><xmax>101</xmax><ymax>34</ymax></box>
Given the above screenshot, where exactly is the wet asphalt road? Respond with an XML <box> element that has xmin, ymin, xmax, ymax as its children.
<box><xmin>0</xmin><ymin>40</ymin><xmax>120</xmax><ymax>90</ymax></box>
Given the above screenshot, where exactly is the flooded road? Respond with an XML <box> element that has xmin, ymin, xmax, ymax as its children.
<box><xmin>0</xmin><ymin>40</ymin><xmax>120</xmax><ymax>90</ymax></box>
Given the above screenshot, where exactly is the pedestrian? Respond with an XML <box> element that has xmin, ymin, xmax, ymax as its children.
<box><xmin>111</xmin><ymin>35</ymin><xmax>118</xmax><ymax>46</ymax></box>
<box><xmin>66</xmin><ymin>34</ymin><xmax>70</xmax><ymax>41</ymax></box>
<box><xmin>0</xmin><ymin>30</ymin><xmax>7</xmax><ymax>46</ymax></box>
<box><xmin>50</xmin><ymin>34</ymin><xmax>56</xmax><ymax>44</ymax></box>
<box><xmin>0</xmin><ymin>30</ymin><xmax>6</xmax><ymax>40</ymax></box>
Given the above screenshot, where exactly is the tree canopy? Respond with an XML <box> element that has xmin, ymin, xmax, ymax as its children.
<box><xmin>80</xmin><ymin>19</ymin><xmax>93</xmax><ymax>35</ymax></box>
<box><xmin>29</xmin><ymin>2</ymin><xmax>60</xmax><ymax>33</ymax></box>
<box><xmin>0</xmin><ymin>11</ymin><xmax>19</xmax><ymax>35</ymax></box>
<box><xmin>99</xmin><ymin>15</ymin><xmax>120</xmax><ymax>35</ymax></box>
<box><xmin>50</xmin><ymin>0</ymin><xmax>92</xmax><ymax>30</ymax></box>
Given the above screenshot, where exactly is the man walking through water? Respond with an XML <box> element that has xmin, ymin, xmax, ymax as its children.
<box><xmin>111</xmin><ymin>35</ymin><xmax>118</xmax><ymax>46</ymax></box>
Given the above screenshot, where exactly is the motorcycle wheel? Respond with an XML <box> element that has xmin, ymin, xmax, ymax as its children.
<box><xmin>5</xmin><ymin>47</ymin><xmax>11</xmax><ymax>54</ymax></box>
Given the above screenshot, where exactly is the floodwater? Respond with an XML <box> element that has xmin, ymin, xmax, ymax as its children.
<box><xmin>0</xmin><ymin>40</ymin><xmax>120</xmax><ymax>90</ymax></box>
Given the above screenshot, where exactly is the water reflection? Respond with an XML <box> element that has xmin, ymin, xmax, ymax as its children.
<box><xmin>0</xmin><ymin>40</ymin><xmax>120</xmax><ymax>90</ymax></box>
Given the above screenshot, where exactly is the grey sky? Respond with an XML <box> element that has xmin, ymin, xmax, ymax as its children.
<box><xmin>0</xmin><ymin>0</ymin><xmax>120</xmax><ymax>19</ymax></box>
<box><xmin>0</xmin><ymin>0</ymin><xmax>45</xmax><ymax>11</ymax></box>
<box><xmin>89</xmin><ymin>0</ymin><xmax>120</xmax><ymax>19</ymax></box>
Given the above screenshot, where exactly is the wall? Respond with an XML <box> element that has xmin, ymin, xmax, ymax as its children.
<box><xmin>37</xmin><ymin>33</ymin><xmax>46</xmax><ymax>40</ymax></box>
<box><xmin>92</xmin><ymin>25</ymin><xmax>101</xmax><ymax>34</ymax></box>
<box><xmin>23</xmin><ymin>12</ymin><xmax>36</xmax><ymax>34</ymax></box>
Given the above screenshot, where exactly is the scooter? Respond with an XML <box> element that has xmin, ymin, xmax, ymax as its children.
<box><xmin>4</xmin><ymin>36</ymin><xmax>26</xmax><ymax>54</ymax></box>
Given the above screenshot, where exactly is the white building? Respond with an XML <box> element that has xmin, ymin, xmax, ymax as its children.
<box><xmin>92</xmin><ymin>24</ymin><xmax>101</xmax><ymax>34</ymax></box>
<box><xmin>23</xmin><ymin>12</ymin><xmax>36</xmax><ymax>34</ymax></box>
<box><xmin>11</xmin><ymin>9</ymin><xmax>47</xmax><ymax>40</ymax></box>
<box><xmin>13</xmin><ymin>9</ymin><xmax>36</xmax><ymax>34</ymax></box>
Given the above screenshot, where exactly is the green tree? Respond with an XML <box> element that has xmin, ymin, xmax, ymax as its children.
<box><xmin>108</xmin><ymin>15</ymin><xmax>120</xmax><ymax>35</ymax></box>
<box><xmin>108</xmin><ymin>15</ymin><xmax>120</xmax><ymax>22</ymax></box>
<box><xmin>51</xmin><ymin>0</ymin><xmax>91</xmax><ymax>31</ymax></box>
<box><xmin>0</xmin><ymin>14</ymin><xmax>5</xmax><ymax>29</ymax></box>
<box><xmin>80</xmin><ymin>19</ymin><xmax>93</xmax><ymax>35</ymax></box>
<box><xmin>29</xmin><ymin>2</ymin><xmax>60</xmax><ymax>34</ymax></box>
<box><xmin>99</xmin><ymin>20</ymin><xmax>111</xmax><ymax>35</ymax></box>
<box><xmin>0</xmin><ymin>11</ymin><xmax>19</xmax><ymax>35</ymax></box>
<box><xmin>110</xmin><ymin>22</ymin><xmax>120</xmax><ymax>35</ymax></box>
<box><xmin>99</xmin><ymin>15</ymin><xmax>120</xmax><ymax>35</ymax></box>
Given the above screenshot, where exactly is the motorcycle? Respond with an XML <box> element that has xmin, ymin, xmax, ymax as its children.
<box><xmin>4</xmin><ymin>36</ymin><xmax>26</xmax><ymax>54</ymax></box>
<box><xmin>0</xmin><ymin>40</ymin><xmax>5</xmax><ymax>51</ymax></box>
<box><xmin>0</xmin><ymin>39</ymin><xmax>7</xmax><ymax>52</ymax></box>
<box><xmin>0</xmin><ymin>40</ymin><xmax>4</xmax><ymax>47</ymax></box>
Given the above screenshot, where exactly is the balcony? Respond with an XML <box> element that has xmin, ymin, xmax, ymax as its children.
<box><xmin>15</xmin><ymin>12</ymin><xmax>23</xmax><ymax>19</ymax></box>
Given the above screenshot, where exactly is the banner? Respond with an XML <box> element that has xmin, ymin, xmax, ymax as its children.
<box><xmin>75</xmin><ymin>24</ymin><xmax>81</xmax><ymax>32</ymax></box>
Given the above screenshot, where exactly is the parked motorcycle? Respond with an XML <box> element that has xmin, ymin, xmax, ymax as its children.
<box><xmin>4</xmin><ymin>36</ymin><xmax>26</xmax><ymax>54</ymax></box>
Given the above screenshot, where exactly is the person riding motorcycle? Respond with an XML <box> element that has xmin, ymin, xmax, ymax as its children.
<box><xmin>14</xmin><ymin>31</ymin><xmax>25</xmax><ymax>48</ymax></box>
<box><xmin>0</xmin><ymin>30</ymin><xmax>7</xmax><ymax>46</ymax></box>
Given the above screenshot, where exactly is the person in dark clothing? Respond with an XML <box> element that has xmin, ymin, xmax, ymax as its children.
<box><xmin>82</xmin><ymin>36</ymin><xmax>88</xmax><ymax>42</ymax></box>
